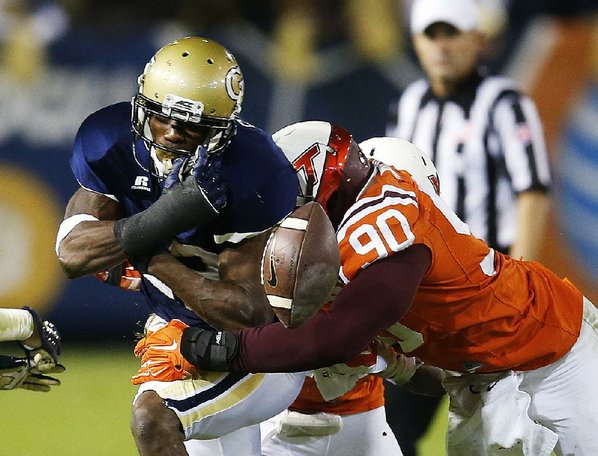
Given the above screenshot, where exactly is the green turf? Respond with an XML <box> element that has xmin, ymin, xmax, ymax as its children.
<box><xmin>0</xmin><ymin>345</ymin><xmax>449</xmax><ymax>455</ymax></box>
<box><xmin>417</xmin><ymin>396</ymin><xmax>449</xmax><ymax>455</ymax></box>
<box><xmin>0</xmin><ymin>345</ymin><xmax>139</xmax><ymax>456</ymax></box>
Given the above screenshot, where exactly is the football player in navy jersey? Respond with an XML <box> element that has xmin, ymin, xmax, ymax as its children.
<box><xmin>56</xmin><ymin>37</ymin><xmax>304</xmax><ymax>455</ymax></box>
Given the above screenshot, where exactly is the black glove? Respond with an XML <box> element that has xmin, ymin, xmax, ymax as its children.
<box><xmin>20</xmin><ymin>307</ymin><xmax>61</xmax><ymax>367</ymax></box>
<box><xmin>164</xmin><ymin>148</ymin><xmax>227</xmax><ymax>209</ymax></box>
<box><xmin>114</xmin><ymin>147</ymin><xmax>227</xmax><ymax>257</ymax></box>
<box><xmin>180</xmin><ymin>326</ymin><xmax>239</xmax><ymax>371</ymax></box>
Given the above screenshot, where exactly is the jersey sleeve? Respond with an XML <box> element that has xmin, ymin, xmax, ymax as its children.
<box><xmin>71</xmin><ymin>132</ymin><xmax>115</xmax><ymax>198</ymax></box>
<box><xmin>337</xmin><ymin>167</ymin><xmax>421</xmax><ymax>283</ymax></box>
<box><xmin>70</xmin><ymin>103</ymin><xmax>132</xmax><ymax>199</ymax></box>
<box><xmin>212</xmin><ymin>122</ymin><xmax>299</xmax><ymax>244</ymax></box>
<box><xmin>493</xmin><ymin>93</ymin><xmax>552</xmax><ymax>193</ymax></box>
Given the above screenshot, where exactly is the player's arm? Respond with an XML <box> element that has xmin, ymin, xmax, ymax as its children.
<box><xmin>112</xmin><ymin>150</ymin><xmax>226</xmax><ymax>258</ymax></box>
<box><xmin>401</xmin><ymin>363</ymin><xmax>446</xmax><ymax>397</ymax></box>
<box><xmin>0</xmin><ymin>307</ymin><xmax>65</xmax><ymax>392</ymax></box>
<box><xmin>509</xmin><ymin>190</ymin><xmax>550</xmax><ymax>261</ymax></box>
<box><xmin>59</xmin><ymin>151</ymin><xmax>227</xmax><ymax>279</ymax></box>
<box><xmin>146</xmin><ymin>232</ymin><xmax>275</xmax><ymax>330</ymax></box>
<box><xmin>180</xmin><ymin>243</ymin><xmax>431</xmax><ymax>373</ymax></box>
<box><xmin>57</xmin><ymin>188</ymin><xmax>127</xmax><ymax>278</ymax></box>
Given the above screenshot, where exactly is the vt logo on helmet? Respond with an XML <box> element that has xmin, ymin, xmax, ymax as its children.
<box><xmin>132</xmin><ymin>37</ymin><xmax>245</xmax><ymax>177</ymax></box>
<box><xmin>273</xmin><ymin>121</ymin><xmax>353</xmax><ymax>208</ymax></box>
<box><xmin>273</xmin><ymin>121</ymin><xmax>373</xmax><ymax>229</ymax></box>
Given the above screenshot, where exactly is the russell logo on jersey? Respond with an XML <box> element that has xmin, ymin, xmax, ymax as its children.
<box><xmin>131</xmin><ymin>175</ymin><xmax>151</xmax><ymax>192</ymax></box>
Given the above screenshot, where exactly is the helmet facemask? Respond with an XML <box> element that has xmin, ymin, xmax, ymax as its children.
<box><xmin>321</xmin><ymin>141</ymin><xmax>372</xmax><ymax>228</ymax></box>
<box><xmin>132</xmin><ymin>93</ymin><xmax>234</xmax><ymax>176</ymax></box>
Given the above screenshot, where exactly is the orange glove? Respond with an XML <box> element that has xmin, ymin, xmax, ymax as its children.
<box><xmin>131</xmin><ymin>319</ymin><xmax>197</xmax><ymax>385</ymax></box>
<box><xmin>95</xmin><ymin>260</ymin><xmax>142</xmax><ymax>291</ymax></box>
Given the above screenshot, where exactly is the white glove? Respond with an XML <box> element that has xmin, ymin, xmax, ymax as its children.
<box><xmin>314</xmin><ymin>362</ymin><xmax>373</xmax><ymax>401</ymax></box>
<box><xmin>374</xmin><ymin>340</ymin><xmax>419</xmax><ymax>385</ymax></box>
<box><xmin>0</xmin><ymin>355</ymin><xmax>65</xmax><ymax>392</ymax></box>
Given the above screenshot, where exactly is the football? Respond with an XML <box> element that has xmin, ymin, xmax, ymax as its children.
<box><xmin>261</xmin><ymin>202</ymin><xmax>340</xmax><ymax>328</ymax></box>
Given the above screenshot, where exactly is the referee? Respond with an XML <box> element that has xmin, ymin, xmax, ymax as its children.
<box><xmin>388</xmin><ymin>0</ymin><xmax>551</xmax><ymax>259</ymax></box>
<box><xmin>385</xmin><ymin>0</ymin><xmax>551</xmax><ymax>454</ymax></box>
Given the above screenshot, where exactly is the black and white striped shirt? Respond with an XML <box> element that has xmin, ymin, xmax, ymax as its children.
<box><xmin>387</xmin><ymin>72</ymin><xmax>551</xmax><ymax>252</ymax></box>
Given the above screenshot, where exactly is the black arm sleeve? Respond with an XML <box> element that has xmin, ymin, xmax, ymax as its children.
<box><xmin>113</xmin><ymin>182</ymin><xmax>218</xmax><ymax>257</ymax></box>
<box><xmin>232</xmin><ymin>244</ymin><xmax>431</xmax><ymax>373</ymax></box>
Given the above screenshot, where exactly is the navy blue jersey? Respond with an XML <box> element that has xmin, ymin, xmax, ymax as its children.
<box><xmin>71</xmin><ymin>101</ymin><xmax>298</xmax><ymax>326</ymax></box>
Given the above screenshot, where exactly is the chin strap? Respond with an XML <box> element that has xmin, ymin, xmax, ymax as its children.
<box><xmin>149</xmin><ymin>146</ymin><xmax>177</xmax><ymax>177</ymax></box>
<box><xmin>180</xmin><ymin>327</ymin><xmax>239</xmax><ymax>371</ymax></box>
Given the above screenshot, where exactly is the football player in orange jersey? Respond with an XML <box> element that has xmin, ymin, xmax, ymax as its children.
<box><xmin>176</xmin><ymin>121</ymin><xmax>598</xmax><ymax>456</ymax></box>
<box><xmin>128</xmin><ymin>118</ymin><xmax>443</xmax><ymax>455</ymax></box>
<box><xmin>256</xmin><ymin>125</ymin><xmax>445</xmax><ymax>456</ymax></box>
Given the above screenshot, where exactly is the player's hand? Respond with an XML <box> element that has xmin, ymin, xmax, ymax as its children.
<box><xmin>373</xmin><ymin>340</ymin><xmax>418</xmax><ymax>385</ymax></box>
<box><xmin>0</xmin><ymin>355</ymin><xmax>65</xmax><ymax>392</ymax></box>
<box><xmin>165</xmin><ymin>147</ymin><xmax>227</xmax><ymax>212</ymax></box>
<box><xmin>0</xmin><ymin>356</ymin><xmax>31</xmax><ymax>390</ymax></box>
<box><xmin>95</xmin><ymin>259</ymin><xmax>142</xmax><ymax>291</ymax></box>
<box><xmin>113</xmin><ymin>148</ymin><xmax>227</xmax><ymax>257</ymax></box>
<box><xmin>20</xmin><ymin>363</ymin><xmax>66</xmax><ymax>392</ymax></box>
<box><xmin>313</xmin><ymin>343</ymin><xmax>378</xmax><ymax>401</ymax></box>
<box><xmin>132</xmin><ymin>319</ymin><xmax>198</xmax><ymax>384</ymax></box>
<box><xmin>20</xmin><ymin>307</ymin><xmax>61</xmax><ymax>371</ymax></box>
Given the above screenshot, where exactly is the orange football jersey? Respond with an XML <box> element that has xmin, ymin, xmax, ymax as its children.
<box><xmin>337</xmin><ymin>162</ymin><xmax>583</xmax><ymax>373</ymax></box>
<box><xmin>289</xmin><ymin>375</ymin><xmax>385</xmax><ymax>415</ymax></box>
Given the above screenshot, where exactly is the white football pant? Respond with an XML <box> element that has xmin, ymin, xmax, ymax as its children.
<box><xmin>260</xmin><ymin>406</ymin><xmax>403</xmax><ymax>456</ymax></box>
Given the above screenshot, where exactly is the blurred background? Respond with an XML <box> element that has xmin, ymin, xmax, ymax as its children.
<box><xmin>0</xmin><ymin>0</ymin><xmax>597</xmax><ymax>453</ymax></box>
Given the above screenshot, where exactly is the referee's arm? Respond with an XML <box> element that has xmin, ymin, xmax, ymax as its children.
<box><xmin>495</xmin><ymin>94</ymin><xmax>551</xmax><ymax>261</ymax></box>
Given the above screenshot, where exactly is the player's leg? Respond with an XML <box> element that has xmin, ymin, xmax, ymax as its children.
<box><xmin>521</xmin><ymin>297</ymin><xmax>598</xmax><ymax>455</ymax></box>
<box><xmin>184</xmin><ymin>425</ymin><xmax>261</xmax><ymax>456</ymax></box>
<box><xmin>329</xmin><ymin>406</ymin><xmax>403</xmax><ymax>456</ymax></box>
<box><xmin>184</xmin><ymin>437</ymin><xmax>223</xmax><ymax>455</ymax></box>
<box><xmin>384</xmin><ymin>384</ymin><xmax>443</xmax><ymax>456</ymax></box>
<box><xmin>218</xmin><ymin>425</ymin><xmax>262</xmax><ymax>455</ymax></box>
<box><xmin>261</xmin><ymin>406</ymin><xmax>402</xmax><ymax>456</ymax></box>
<box><xmin>132</xmin><ymin>371</ymin><xmax>305</xmax><ymax>455</ymax></box>
<box><xmin>131</xmin><ymin>390</ymin><xmax>187</xmax><ymax>455</ymax></box>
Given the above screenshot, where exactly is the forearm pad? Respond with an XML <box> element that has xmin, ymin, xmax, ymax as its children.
<box><xmin>113</xmin><ymin>183</ymin><xmax>218</xmax><ymax>257</ymax></box>
<box><xmin>180</xmin><ymin>327</ymin><xmax>239</xmax><ymax>371</ymax></box>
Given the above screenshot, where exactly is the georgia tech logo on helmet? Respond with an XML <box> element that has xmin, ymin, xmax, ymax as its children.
<box><xmin>225</xmin><ymin>66</ymin><xmax>244</xmax><ymax>103</ymax></box>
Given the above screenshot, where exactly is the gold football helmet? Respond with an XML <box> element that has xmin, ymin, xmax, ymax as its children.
<box><xmin>132</xmin><ymin>37</ymin><xmax>245</xmax><ymax>175</ymax></box>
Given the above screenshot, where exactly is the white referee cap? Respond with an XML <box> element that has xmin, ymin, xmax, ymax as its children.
<box><xmin>410</xmin><ymin>0</ymin><xmax>481</xmax><ymax>34</ymax></box>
